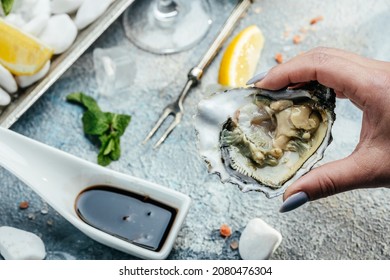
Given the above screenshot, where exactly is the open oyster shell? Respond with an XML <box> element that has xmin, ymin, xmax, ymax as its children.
<box><xmin>195</xmin><ymin>82</ymin><xmax>336</xmax><ymax>198</ymax></box>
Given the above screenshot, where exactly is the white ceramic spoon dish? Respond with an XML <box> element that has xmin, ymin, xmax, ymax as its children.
<box><xmin>0</xmin><ymin>127</ymin><xmax>191</xmax><ymax>259</ymax></box>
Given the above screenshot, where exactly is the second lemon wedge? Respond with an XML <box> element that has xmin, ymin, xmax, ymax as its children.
<box><xmin>0</xmin><ymin>19</ymin><xmax>53</xmax><ymax>76</ymax></box>
<box><xmin>218</xmin><ymin>25</ymin><xmax>265</xmax><ymax>87</ymax></box>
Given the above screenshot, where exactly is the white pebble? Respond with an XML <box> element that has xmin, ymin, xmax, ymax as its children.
<box><xmin>15</xmin><ymin>61</ymin><xmax>51</xmax><ymax>88</ymax></box>
<box><xmin>10</xmin><ymin>0</ymin><xmax>38</xmax><ymax>21</ymax></box>
<box><xmin>4</xmin><ymin>13</ymin><xmax>26</xmax><ymax>28</ymax></box>
<box><xmin>0</xmin><ymin>88</ymin><xmax>11</xmax><ymax>106</ymax></box>
<box><xmin>0</xmin><ymin>226</ymin><xmax>46</xmax><ymax>260</ymax></box>
<box><xmin>31</xmin><ymin>0</ymin><xmax>51</xmax><ymax>18</ymax></box>
<box><xmin>50</xmin><ymin>0</ymin><xmax>84</xmax><ymax>14</ymax></box>
<box><xmin>239</xmin><ymin>218</ymin><xmax>282</xmax><ymax>260</ymax></box>
<box><xmin>22</xmin><ymin>14</ymin><xmax>49</xmax><ymax>37</ymax></box>
<box><xmin>74</xmin><ymin>0</ymin><xmax>111</xmax><ymax>30</ymax></box>
<box><xmin>39</xmin><ymin>14</ymin><xmax>78</xmax><ymax>54</ymax></box>
<box><xmin>0</xmin><ymin>64</ymin><xmax>18</xmax><ymax>94</ymax></box>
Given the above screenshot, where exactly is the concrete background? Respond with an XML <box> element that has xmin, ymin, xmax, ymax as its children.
<box><xmin>1</xmin><ymin>0</ymin><xmax>390</xmax><ymax>259</ymax></box>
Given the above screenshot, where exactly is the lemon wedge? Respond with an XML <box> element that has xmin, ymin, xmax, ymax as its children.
<box><xmin>0</xmin><ymin>19</ymin><xmax>53</xmax><ymax>76</ymax></box>
<box><xmin>218</xmin><ymin>25</ymin><xmax>265</xmax><ymax>87</ymax></box>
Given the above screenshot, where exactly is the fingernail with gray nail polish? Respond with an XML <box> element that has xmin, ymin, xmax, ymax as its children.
<box><xmin>279</xmin><ymin>191</ymin><xmax>309</xmax><ymax>213</ymax></box>
<box><xmin>246</xmin><ymin>71</ymin><xmax>268</xmax><ymax>85</ymax></box>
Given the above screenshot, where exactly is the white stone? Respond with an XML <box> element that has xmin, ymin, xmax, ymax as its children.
<box><xmin>39</xmin><ymin>14</ymin><xmax>78</xmax><ymax>54</ymax></box>
<box><xmin>50</xmin><ymin>0</ymin><xmax>84</xmax><ymax>14</ymax></box>
<box><xmin>74</xmin><ymin>0</ymin><xmax>111</xmax><ymax>30</ymax></box>
<box><xmin>10</xmin><ymin>0</ymin><xmax>38</xmax><ymax>21</ymax></box>
<box><xmin>15</xmin><ymin>61</ymin><xmax>51</xmax><ymax>88</ymax></box>
<box><xmin>0</xmin><ymin>88</ymin><xmax>11</xmax><ymax>106</ymax></box>
<box><xmin>31</xmin><ymin>0</ymin><xmax>51</xmax><ymax>18</ymax></box>
<box><xmin>239</xmin><ymin>218</ymin><xmax>282</xmax><ymax>260</ymax></box>
<box><xmin>22</xmin><ymin>14</ymin><xmax>49</xmax><ymax>37</ymax></box>
<box><xmin>0</xmin><ymin>64</ymin><xmax>18</xmax><ymax>94</ymax></box>
<box><xmin>0</xmin><ymin>226</ymin><xmax>46</xmax><ymax>260</ymax></box>
<box><xmin>4</xmin><ymin>13</ymin><xmax>26</xmax><ymax>28</ymax></box>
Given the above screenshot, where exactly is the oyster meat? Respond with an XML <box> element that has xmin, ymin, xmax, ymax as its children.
<box><xmin>195</xmin><ymin>82</ymin><xmax>336</xmax><ymax>198</ymax></box>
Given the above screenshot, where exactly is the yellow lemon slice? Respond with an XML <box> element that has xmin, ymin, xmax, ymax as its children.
<box><xmin>218</xmin><ymin>25</ymin><xmax>265</xmax><ymax>87</ymax></box>
<box><xmin>0</xmin><ymin>19</ymin><xmax>53</xmax><ymax>76</ymax></box>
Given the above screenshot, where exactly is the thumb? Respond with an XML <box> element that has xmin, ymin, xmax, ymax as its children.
<box><xmin>279</xmin><ymin>154</ymin><xmax>365</xmax><ymax>213</ymax></box>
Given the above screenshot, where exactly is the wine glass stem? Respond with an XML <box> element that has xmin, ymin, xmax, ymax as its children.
<box><xmin>155</xmin><ymin>0</ymin><xmax>178</xmax><ymax>21</ymax></box>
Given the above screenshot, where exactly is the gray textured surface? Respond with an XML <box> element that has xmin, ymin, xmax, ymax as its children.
<box><xmin>1</xmin><ymin>0</ymin><xmax>390</xmax><ymax>260</ymax></box>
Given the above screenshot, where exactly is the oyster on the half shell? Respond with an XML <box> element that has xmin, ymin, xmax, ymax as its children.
<box><xmin>195</xmin><ymin>82</ymin><xmax>336</xmax><ymax>198</ymax></box>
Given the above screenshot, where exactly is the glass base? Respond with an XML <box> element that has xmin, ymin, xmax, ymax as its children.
<box><xmin>123</xmin><ymin>0</ymin><xmax>212</xmax><ymax>54</ymax></box>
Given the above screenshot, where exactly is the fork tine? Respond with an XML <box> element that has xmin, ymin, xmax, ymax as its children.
<box><xmin>153</xmin><ymin>113</ymin><xmax>182</xmax><ymax>149</ymax></box>
<box><xmin>142</xmin><ymin>107</ymin><xmax>172</xmax><ymax>144</ymax></box>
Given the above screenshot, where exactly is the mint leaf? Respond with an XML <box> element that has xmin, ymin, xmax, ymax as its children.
<box><xmin>67</xmin><ymin>92</ymin><xmax>131</xmax><ymax>166</ymax></box>
<box><xmin>98</xmin><ymin>134</ymin><xmax>121</xmax><ymax>165</ymax></box>
<box><xmin>82</xmin><ymin>110</ymin><xmax>110</xmax><ymax>135</ymax></box>
<box><xmin>103</xmin><ymin>137</ymin><xmax>115</xmax><ymax>156</ymax></box>
<box><xmin>67</xmin><ymin>92</ymin><xmax>101</xmax><ymax>112</ymax></box>
<box><xmin>98</xmin><ymin>134</ymin><xmax>115</xmax><ymax>166</ymax></box>
<box><xmin>112</xmin><ymin>114</ymin><xmax>131</xmax><ymax>136</ymax></box>
<box><xmin>109</xmin><ymin>136</ymin><xmax>121</xmax><ymax>160</ymax></box>
<box><xmin>1</xmin><ymin>0</ymin><xmax>14</xmax><ymax>15</ymax></box>
<box><xmin>98</xmin><ymin>152</ymin><xmax>112</xmax><ymax>166</ymax></box>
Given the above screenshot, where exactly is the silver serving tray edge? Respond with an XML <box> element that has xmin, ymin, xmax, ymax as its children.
<box><xmin>0</xmin><ymin>0</ymin><xmax>135</xmax><ymax>128</ymax></box>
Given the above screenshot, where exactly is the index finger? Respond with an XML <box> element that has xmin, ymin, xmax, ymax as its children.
<box><xmin>255</xmin><ymin>48</ymin><xmax>373</xmax><ymax>106</ymax></box>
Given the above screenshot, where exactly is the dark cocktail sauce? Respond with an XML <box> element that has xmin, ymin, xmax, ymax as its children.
<box><xmin>75</xmin><ymin>185</ymin><xmax>177</xmax><ymax>251</ymax></box>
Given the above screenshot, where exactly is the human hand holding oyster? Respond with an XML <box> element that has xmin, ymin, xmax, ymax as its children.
<box><xmin>251</xmin><ymin>47</ymin><xmax>390</xmax><ymax>212</ymax></box>
<box><xmin>195</xmin><ymin>46</ymin><xmax>390</xmax><ymax>213</ymax></box>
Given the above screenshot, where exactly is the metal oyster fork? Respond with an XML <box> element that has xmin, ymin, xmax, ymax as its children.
<box><xmin>143</xmin><ymin>0</ymin><xmax>253</xmax><ymax>148</ymax></box>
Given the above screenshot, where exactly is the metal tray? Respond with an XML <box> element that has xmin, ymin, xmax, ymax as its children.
<box><xmin>0</xmin><ymin>0</ymin><xmax>134</xmax><ymax>128</ymax></box>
